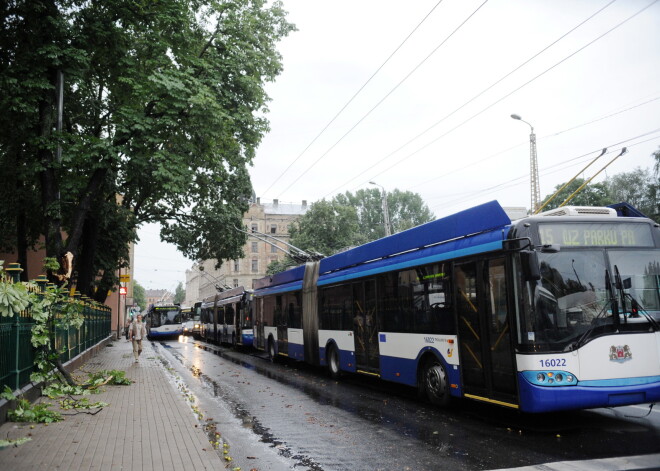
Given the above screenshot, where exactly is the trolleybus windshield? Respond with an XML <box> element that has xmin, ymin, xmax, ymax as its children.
<box><xmin>521</xmin><ymin>246</ymin><xmax>660</xmax><ymax>352</ymax></box>
<box><xmin>150</xmin><ymin>307</ymin><xmax>181</xmax><ymax>327</ymax></box>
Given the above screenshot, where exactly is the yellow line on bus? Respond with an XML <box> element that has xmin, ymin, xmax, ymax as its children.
<box><xmin>357</xmin><ymin>370</ymin><xmax>380</xmax><ymax>377</ymax></box>
<box><xmin>464</xmin><ymin>393</ymin><xmax>519</xmax><ymax>409</ymax></box>
<box><xmin>279</xmin><ymin>352</ymin><xmax>289</xmax><ymax>357</ymax></box>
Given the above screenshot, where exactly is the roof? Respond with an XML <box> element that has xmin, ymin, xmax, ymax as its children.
<box><xmin>262</xmin><ymin>202</ymin><xmax>309</xmax><ymax>216</ymax></box>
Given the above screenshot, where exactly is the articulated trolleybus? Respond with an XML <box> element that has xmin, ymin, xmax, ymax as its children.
<box><xmin>200</xmin><ymin>286</ymin><xmax>254</xmax><ymax>347</ymax></box>
<box><xmin>252</xmin><ymin>200</ymin><xmax>660</xmax><ymax>413</ymax></box>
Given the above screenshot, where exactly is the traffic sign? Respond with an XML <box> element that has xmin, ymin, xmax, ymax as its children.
<box><xmin>119</xmin><ymin>286</ymin><xmax>127</xmax><ymax>296</ymax></box>
<box><xmin>119</xmin><ymin>274</ymin><xmax>131</xmax><ymax>283</ymax></box>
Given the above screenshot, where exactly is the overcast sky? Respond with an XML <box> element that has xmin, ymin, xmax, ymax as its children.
<box><xmin>135</xmin><ymin>0</ymin><xmax>660</xmax><ymax>290</ymax></box>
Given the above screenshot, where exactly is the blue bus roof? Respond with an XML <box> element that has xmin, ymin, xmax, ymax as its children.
<box><xmin>253</xmin><ymin>201</ymin><xmax>511</xmax><ymax>292</ymax></box>
<box><xmin>318</xmin><ymin>200</ymin><xmax>510</xmax><ymax>275</ymax></box>
<box><xmin>253</xmin><ymin>264</ymin><xmax>306</xmax><ymax>290</ymax></box>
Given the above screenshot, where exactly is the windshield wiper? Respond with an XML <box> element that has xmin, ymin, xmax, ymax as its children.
<box><xmin>613</xmin><ymin>265</ymin><xmax>659</xmax><ymax>331</ymax></box>
<box><xmin>607</xmin><ymin>268</ymin><xmax>621</xmax><ymax>329</ymax></box>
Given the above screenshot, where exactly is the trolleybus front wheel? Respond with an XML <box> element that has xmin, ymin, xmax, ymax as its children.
<box><xmin>423</xmin><ymin>358</ymin><xmax>450</xmax><ymax>406</ymax></box>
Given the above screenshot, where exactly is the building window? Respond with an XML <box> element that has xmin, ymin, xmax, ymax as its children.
<box><xmin>233</xmin><ymin>260</ymin><xmax>239</xmax><ymax>271</ymax></box>
<box><xmin>233</xmin><ymin>279</ymin><xmax>239</xmax><ymax>288</ymax></box>
<box><xmin>251</xmin><ymin>242</ymin><xmax>258</xmax><ymax>253</ymax></box>
<box><xmin>271</xmin><ymin>244</ymin><xmax>278</xmax><ymax>253</ymax></box>
<box><xmin>270</xmin><ymin>224</ymin><xmax>277</xmax><ymax>234</ymax></box>
<box><xmin>251</xmin><ymin>259</ymin><xmax>258</xmax><ymax>273</ymax></box>
<box><xmin>251</xmin><ymin>223</ymin><xmax>258</xmax><ymax>233</ymax></box>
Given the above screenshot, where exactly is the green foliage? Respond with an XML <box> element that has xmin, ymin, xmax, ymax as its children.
<box><xmin>266</xmin><ymin>258</ymin><xmax>298</xmax><ymax>276</ymax></box>
<box><xmin>0</xmin><ymin>0</ymin><xmax>296</xmax><ymax>301</ymax></box>
<box><xmin>1</xmin><ymin>385</ymin><xmax>16</xmax><ymax>401</ymax></box>
<box><xmin>337</xmin><ymin>188</ymin><xmax>434</xmax><ymax>239</ymax></box>
<box><xmin>0</xmin><ymin>437</ymin><xmax>32</xmax><ymax>449</ymax></box>
<box><xmin>540</xmin><ymin>178</ymin><xmax>613</xmax><ymax>211</ymax></box>
<box><xmin>42</xmin><ymin>382</ymin><xmax>87</xmax><ymax>398</ymax></box>
<box><xmin>174</xmin><ymin>282</ymin><xmax>185</xmax><ymax>305</ymax></box>
<box><xmin>133</xmin><ymin>282</ymin><xmax>146</xmax><ymax>311</ymax></box>
<box><xmin>7</xmin><ymin>398</ymin><xmax>62</xmax><ymax>424</ymax></box>
<box><xmin>0</xmin><ymin>276</ymin><xmax>31</xmax><ymax>317</ymax></box>
<box><xmin>59</xmin><ymin>397</ymin><xmax>108</xmax><ymax>410</ymax></box>
<box><xmin>86</xmin><ymin>369</ymin><xmax>132</xmax><ymax>386</ymax></box>
<box><xmin>606</xmin><ymin>167</ymin><xmax>658</xmax><ymax>220</ymax></box>
<box><xmin>283</xmin><ymin>189</ymin><xmax>435</xmax><ymax>264</ymax></box>
<box><xmin>289</xmin><ymin>200</ymin><xmax>362</xmax><ymax>256</ymax></box>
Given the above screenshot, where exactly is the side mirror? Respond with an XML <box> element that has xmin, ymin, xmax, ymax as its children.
<box><xmin>520</xmin><ymin>250</ymin><xmax>541</xmax><ymax>281</ymax></box>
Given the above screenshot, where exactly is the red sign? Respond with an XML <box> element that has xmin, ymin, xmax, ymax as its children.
<box><xmin>119</xmin><ymin>286</ymin><xmax>127</xmax><ymax>296</ymax></box>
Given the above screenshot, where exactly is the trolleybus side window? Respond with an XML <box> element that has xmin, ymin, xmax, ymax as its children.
<box><xmin>379</xmin><ymin>264</ymin><xmax>453</xmax><ymax>334</ymax></box>
<box><xmin>286</xmin><ymin>292</ymin><xmax>302</xmax><ymax>329</ymax></box>
<box><xmin>262</xmin><ymin>296</ymin><xmax>275</xmax><ymax>327</ymax></box>
<box><xmin>320</xmin><ymin>284</ymin><xmax>352</xmax><ymax>330</ymax></box>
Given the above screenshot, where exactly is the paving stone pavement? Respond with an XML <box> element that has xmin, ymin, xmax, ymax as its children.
<box><xmin>0</xmin><ymin>340</ymin><xmax>227</xmax><ymax>471</ymax></box>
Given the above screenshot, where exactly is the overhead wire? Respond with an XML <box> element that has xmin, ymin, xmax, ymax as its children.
<box><xmin>273</xmin><ymin>0</ymin><xmax>491</xmax><ymax>199</ymax></box>
<box><xmin>428</xmin><ymin>129</ymin><xmax>660</xmax><ymax>213</ymax></box>
<box><xmin>405</xmin><ymin>94</ymin><xmax>660</xmax><ymax>193</ymax></box>
<box><xmin>323</xmin><ymin>0</ymin><xmax>620</xmax><ymax>198</ymax></box>
<box><xmin>355</xmin><ymin>0</ymin><xmax>659</xmax><ymax>193</ymax></box>
<box><xmin>259</xmin><ymin>0</ymin><xmax>447</xmax><ymax>197</ymax></box>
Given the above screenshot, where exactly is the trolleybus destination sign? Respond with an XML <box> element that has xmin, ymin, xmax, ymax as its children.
<box><xmin>538</xmin><ymin>222</ymin><xmax>653</xmax><ymax>248</ymax></box>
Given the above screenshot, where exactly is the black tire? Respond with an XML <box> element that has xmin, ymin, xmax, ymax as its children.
<box><xmin>422</xmin><ymin>358</ymin><xmax>450</xmax><ymax>406</ymax></box>
<box><xmin>327</xmin><ymin>344</ymin><xmax>342</xmax><ymax>379</ymax></box>
<box><xmin>267</xmin><ymin>337</ymin><xmax>276</xmax><ymax>361</ymax></box>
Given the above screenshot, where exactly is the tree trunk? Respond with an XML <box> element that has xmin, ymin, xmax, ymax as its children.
<box><xmin>76</xmin><ymin>216</ymin><xmax>99</xmax><ymax>297</ymax></box>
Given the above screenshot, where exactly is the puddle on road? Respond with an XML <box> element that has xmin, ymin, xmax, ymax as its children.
<box><xmin>157</xmin><ymin>341</ymin><xmax>324</xmax><ymax>471</ymax></box>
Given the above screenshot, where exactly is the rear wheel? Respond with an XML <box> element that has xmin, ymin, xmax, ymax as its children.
<box><xmin>327</xmin><ymin>345</ymin><xmax>341</xmax><ymax>379</ymax></box>
<box><xmin>267</xmin><ymin>337</ymin><xmax>276</xmax><ymax>361</ymax></box>
<box><xmin>422</xmin><ymin>358</ymin><xmax>450</xmax><ymax>406</ymax></box>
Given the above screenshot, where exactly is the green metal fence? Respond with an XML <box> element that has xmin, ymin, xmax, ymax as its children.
<box><xmin>0</xmin><ymin>263</ymin><xmax>112</xmax><ymax>392</ymax></box>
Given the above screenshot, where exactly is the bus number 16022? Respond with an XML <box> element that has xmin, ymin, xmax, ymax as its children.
<box><xmin>540</xmin><ymin>358</ymin><xmax>567</xmax><ymax>368</ymax></box>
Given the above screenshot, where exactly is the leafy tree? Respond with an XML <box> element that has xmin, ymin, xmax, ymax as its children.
<box><xmin>173</xmin><ymin>281</ymin><xmax>185</xmax><ymax>305</ymax></box>
<box><xmin>266</xmin><ymin>258</ymin><xmax>298</xmax><ymax>276</ymax></box>
<box><xmin>0</xmin><ymin>0</ymin><xmax>295</xmax><ymax>300</ymax></box>
<box><xmin>606</xmin><ymin>168</ymin><xmax>658</xmax><ymax>220</ymax></box>
<box><xmin>267</xmin><ymin>189</ymin><xmax>435</xmax><ymax>274</ymax></box>
<box><xmin>336</xmin><ymin>188</ymin><xmax>435</xmax><ymax>240</ymax></box>
<box><xmin>539</xmin><ymin>178</ymin><xmax>612</xmax><ymax>211</ymax></box>
<box><xmin>133</xmin><ymin>281</ymin><xmax>146</xmax><ymax>311</ymax></box>
<box><xmin>289</xmin><ymin>200</ymin><xmax>362</xmax><ymax>257</ymax></box>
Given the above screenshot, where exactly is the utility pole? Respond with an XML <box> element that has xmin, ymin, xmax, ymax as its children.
<box><xmin>369</xmin><ymin>181</ymin><xmax>391</xmax><ymax>236</ymax></box>
<box><xmin>511</xmin><ymin>114</ymin><xmax>540</xmax><ymax>213</ymax></box>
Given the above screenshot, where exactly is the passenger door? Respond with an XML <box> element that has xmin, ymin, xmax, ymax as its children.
<box><xmin>456</xmin><ymin>258</ymin><xmax>517</xmax><ymax>406</ymax></box>
<box><xmin>353</xmin><ymin>280</ymin><xmax>379</xmax><ymax>371</ymax></box>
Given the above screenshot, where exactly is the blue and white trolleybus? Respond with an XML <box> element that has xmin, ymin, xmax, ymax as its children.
<box><xmin>252</xmin><ymin>200</ymin><xmax>660</xmax><ymax>413</ymax></box>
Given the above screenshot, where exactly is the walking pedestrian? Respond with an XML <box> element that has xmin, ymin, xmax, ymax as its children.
<box><xmin>129</xmin><ymin>314</ymin><xmax>147</xmax><ymax>363</ymax></box>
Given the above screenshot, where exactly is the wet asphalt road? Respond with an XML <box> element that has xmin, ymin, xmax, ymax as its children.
<box><xmin>151</xmin><ymin>337</ymin><xmax>660</xmax><ymax>471</ymax></box>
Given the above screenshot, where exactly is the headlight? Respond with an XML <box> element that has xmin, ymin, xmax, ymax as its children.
<box><xmin>523</xmin><ymin>370</ymin><xmax>578</xmax><ymax>387</ymax></box>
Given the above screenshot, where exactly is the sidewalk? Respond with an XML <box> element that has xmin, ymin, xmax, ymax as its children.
<box><xmin>0</xmin><ymin>339</ymin><xmax>227</xmax><ymax>471</ymax></box>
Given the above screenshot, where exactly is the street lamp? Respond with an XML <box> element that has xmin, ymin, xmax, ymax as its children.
<box><xmin>511</xmin><ymin>114</ymin><xmax>540</xmax><ymax>213</ymax></box>
<box><xmin>369</xmin><ymin>181</ymin><xmax>391</xmax><ymax>237</ymax></box>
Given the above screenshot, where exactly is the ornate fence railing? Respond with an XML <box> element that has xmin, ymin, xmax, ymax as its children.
<box><xmin>0</xmin><ymin>263</ymin><xmax>112</xmax><ymax>392</ymax></box>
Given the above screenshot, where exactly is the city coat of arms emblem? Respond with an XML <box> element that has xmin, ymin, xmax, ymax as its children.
<box><xmin>609</xmin><ymin>345</ymin><xmax>632</xmax><ymax>362</ymax></box>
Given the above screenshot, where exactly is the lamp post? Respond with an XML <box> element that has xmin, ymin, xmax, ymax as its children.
<box><xmin>511</xmin><ymin>114</ymin><xmax>540</xmax><ymax>213</ymax></box>
<box><xmin>369</xmin><ymin>181</ymin><xmax>391</xmax><ymax>237</ymax></box>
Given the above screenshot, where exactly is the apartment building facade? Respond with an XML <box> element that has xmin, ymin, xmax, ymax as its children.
<box><xmin>183</xmin><ymin>198</ymin><xmax>308</xmax><ymax>304</ymax></box>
